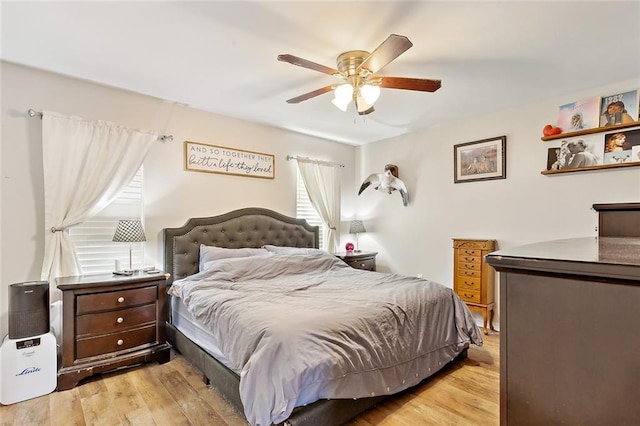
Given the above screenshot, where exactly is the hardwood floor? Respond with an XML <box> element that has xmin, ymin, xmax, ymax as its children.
<box><xmin>0</xmin><ymin>333</ymin><xmax>499</xmax><ymax>426</ymax></box>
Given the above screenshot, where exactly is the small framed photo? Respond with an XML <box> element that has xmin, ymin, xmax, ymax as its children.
<box><xmin>603</xmin><ymin>128</ymin><xmax>640</xmax><ymax>164</ymax></box>
<box><xmin>557</xmin><ymin>97</ymin><xmax>600</xmax><ymax>131</ymax></box>
<box><xmin>454</xmin><ymin>136</ymin><xmax>506</xmax><ymax>183</ymax></box>
<box><xmin>599</xmin><ymin>90</ymin><xmax>639</xmax><ymax>127</ymax></box>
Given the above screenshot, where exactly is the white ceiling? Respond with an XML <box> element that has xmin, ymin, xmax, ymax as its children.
<box><xmin>2</xmin><ymin>1</ymin><xmax>640</xmax><ymax>145</ymax></box>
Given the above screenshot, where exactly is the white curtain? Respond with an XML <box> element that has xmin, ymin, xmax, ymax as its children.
<box><xmin>41</xmin><ymin>111</ymin><xmax>157</xmax><ymax>286</ymax></box>
<box><xmin>295</xmin><ymin>158</ymin><xmax>341</xmax><ymax>253</ymax></box>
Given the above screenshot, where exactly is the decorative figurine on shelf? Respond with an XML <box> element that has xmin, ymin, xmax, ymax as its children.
<box><xmin>345</xmin><ymin>242</ymin><xmax>355</xmax><ymax>253</ymax></box>
<box><xmin>542</xmin><ymin>124</ymin><xmax>562</xmax><ymax>136</ymax></box>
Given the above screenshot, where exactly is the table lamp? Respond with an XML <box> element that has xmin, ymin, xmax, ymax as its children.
<box><xmin>349</xmin><ymin>220</ymin><xmax>366</xmax><ymax>252</ymax></box>
<box><xmin>112</xmin><ymin>219</ymin><xmax>146</xmax><ymax>273</ymax></box>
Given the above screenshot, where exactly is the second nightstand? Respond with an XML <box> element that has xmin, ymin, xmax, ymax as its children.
<box><xmin>334</xmin><ymin>251</ymin><xmax>378</xmax><ymax>271</ymax></box>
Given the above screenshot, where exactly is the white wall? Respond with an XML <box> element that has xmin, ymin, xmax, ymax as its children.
<box><xmin>0</xmin><ymin>61</ymin><xmax>356</xmax><ymax>338</ymax></box>
<box><xmin>355</xmin><ymin>77</ymin><xmax>640</xmax><ymax>327</ymax></box>
<box><xmin>2</xmin><ymin>60</ymin><xmax>638</xmax><ymax>337</ymax></box>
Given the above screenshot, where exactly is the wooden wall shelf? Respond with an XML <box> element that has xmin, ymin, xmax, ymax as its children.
<box><xmin>541</xmin><ymin>161</ymin><xmax>640</xmax><ymax>175</ymax></box>
<box><xmin>540</xmin><ymin>122</ymin><xmax>640</xmax><ymax>141</ymax></box>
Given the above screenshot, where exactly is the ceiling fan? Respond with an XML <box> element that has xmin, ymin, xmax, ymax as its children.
<box><xmin>277</xmin><ymin>34</ymin><xmax>441</xmax><ymax>115</ymax></box>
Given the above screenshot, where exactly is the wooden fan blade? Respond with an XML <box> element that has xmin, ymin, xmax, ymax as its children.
<box><xmin>356</xmin><ymin>34</ymin><xmax>413</xmax><ymax>75</ymax></box>
<box><xmin>278</xmin><ymin>54</ymin><xmax>340</xmax><ymax>76</ymax></box>
<box><xmin>378</xmin><ymin>76</ymin><xmax>442</xmax><ymax>92</ymax></box>
<box><xmin>286</xmin><ymin>85</ymin><xmax>335</xmax><ymax>104</ymax></box>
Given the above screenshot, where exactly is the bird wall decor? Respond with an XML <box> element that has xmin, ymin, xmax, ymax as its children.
<box><xmin>358</xmin><ymin>164</ymin><xmax>408</xmax><ymax>206</ymax></box>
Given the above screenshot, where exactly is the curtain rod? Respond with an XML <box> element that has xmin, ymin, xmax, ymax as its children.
<box><xmin>287</xmin><ymin>155</ymin><xmax>345</xmax><ymax>168</ymax></box>
<box><xmin>27</xmin><ymin>109</ymin><xmax>174</xmax><ymax>142</ymax></box>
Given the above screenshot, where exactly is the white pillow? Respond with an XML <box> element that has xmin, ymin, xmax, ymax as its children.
<box><xmin>199</xmin><ymin>244</ymin><xmax>268</xmax><ymax>271</ymax></box>
<box><xmin>261</xmin><ymin>245</ymin><xmax>322</xmax><ymax>255</ymax></box>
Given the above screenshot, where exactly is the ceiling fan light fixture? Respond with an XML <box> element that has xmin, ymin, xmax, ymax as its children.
<box><xmin>334</xmin><ymin>83</ymin><xmax>354</xmax><ymax>102</ymax></box>
<box><xmin>332</xmin><ymin>97</ymin><xmax>351</xmax><ymax>112</ymax></box>
<box><xmin>360</xmin><ymin>83</ymin><xmax>381</xmax><ymax>105</ymax></box>
<box><xmin>332</xmin><ymin>83</ymin><xmax>354</xmax><ymax>111</ymax></box>
<box><xmin>355</xmin><ymin>96</ymin><xmax>375</xmax><ymax>115</ymax></box>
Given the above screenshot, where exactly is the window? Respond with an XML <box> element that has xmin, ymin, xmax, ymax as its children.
<box><xmin>69</xmin><ymin>168</ymin><xmax>145</xmax><ymax>273</ymax></box>
<box><xmin>296</xmin><ymin>168</ymin><xmax>326</xmax><ymax>250</ymax></box>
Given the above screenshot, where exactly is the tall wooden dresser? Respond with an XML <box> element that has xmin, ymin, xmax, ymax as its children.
<box><xmin>452</xmin><ymin>238</ymin><xmax>496</xmax><ymax>335</ymax></box>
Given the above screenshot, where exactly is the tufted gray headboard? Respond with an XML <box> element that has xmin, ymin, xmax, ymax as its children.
<box><xmin>163</xmin><ymin>207</ymin><xmax>319</xmax><ymax>285</ymax></box>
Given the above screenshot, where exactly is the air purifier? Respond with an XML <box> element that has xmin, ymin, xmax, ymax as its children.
<box><xmin>0</xmin><ymin>281</ymin><xmax>57</xmax><ymax>405</ymax></box>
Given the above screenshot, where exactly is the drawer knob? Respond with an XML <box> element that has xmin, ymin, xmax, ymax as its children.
<box><xmin>117</xmin><ymin>297</ymin><xmax>125</xmax><ymax>303</ymax></box>
<box><xmin>117</xmin><ymin>339</ymin><xmax>124</xmax><ymax>346</ymax></box>
<box><xmin>117</xmin><ymin>317</ymin><xmax>124</xmax><ymax>324</ymax></box>
<box><xmin>361</xmin><ymin>263</ymin><xmax>366</xmax><ymax>267</ymax></box>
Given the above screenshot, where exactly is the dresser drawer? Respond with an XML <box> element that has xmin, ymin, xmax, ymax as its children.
<box><xmin>458</xmin><ymin>254</ymin><xmax>481</xmax><ymax>264</ymax></box>
<box><xmin>77</xmin><ymin>285</ymin><xmax>157</xmax><ymax>314</ymax></box>
<box><xmin>76</xmin><ymin>324</ymin><xmax>157</xmax><ymax>359</ymax></box>
<box><xmin>456</xmin><ymin>276</ymin><xmax>481</xmax><ymax>291</ymax></box>
<box><xmin>458</xmin><ymin>261</ymin><xmax>481</xmax><ymax>271</ymax></box>
<box><xmin>458</xmin><ymin>268</ymin><xmax>480</xmax><ymax>278</ymax></box>
<box><xmin>457</xmin><ymin>289</ymin><xmax>481</xmax><ymax>303</ymax></box>
<box><xmin>458</xmin><ymin>248</ymin><xmax>481</xmax><ymax>257</ymax></box>
<box><xmin>76</xmin><ymin>303</ymin><xmax>156</xmax><ymax>336</ymax></box>
<box><xmin>346</xmin><ymin>258</ymin><xmax>376</xmax><ymax>271</ymax></box>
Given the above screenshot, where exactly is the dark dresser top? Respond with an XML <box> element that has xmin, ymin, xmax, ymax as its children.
<box><xmin>485</xmin><ymin>237</ymin><xmax>640</xmax><ymax>282</ymax></box>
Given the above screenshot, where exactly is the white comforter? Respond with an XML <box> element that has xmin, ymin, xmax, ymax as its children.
<box><xmin>169</xmin><ymin>250</ymin><xmax>482</xmax><ymax>426</ymax></box>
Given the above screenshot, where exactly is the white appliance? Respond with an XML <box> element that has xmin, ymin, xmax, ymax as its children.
<box><xmin>0</xmin><ymin>281</ymin><xmax>57</xmax><ymax>405</ymax></box>
<box><xmin>0</xmin><ymin>332</ymin><xmax>57</xmax><ymax>405</ymax></box>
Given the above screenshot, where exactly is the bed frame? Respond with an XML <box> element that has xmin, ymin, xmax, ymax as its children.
<box><xmin>163</xmin><ymin>207</ymin><xmax>466</xmax><ymax>426</ymax></box>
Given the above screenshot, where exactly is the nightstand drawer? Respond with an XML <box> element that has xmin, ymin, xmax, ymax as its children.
<box><xmin>456</xmin><ymin>276</ymin><xmax>481</xmax><ymax>291</ymax></box>
<box><xmin>77</xmin><ymin>285</ymin><xmax>157</xmax><ymax>314</ymax></box>
<box><xmin>76</xmin><ymin>324</ymin><xmax>157</xmax><ymax>359</ymax></box>
<box><xmin>77</xmin><ymin>303</ymin><xmax>156</xmax><ymax>336</ymax></box>
<box><xmin>457</xmin><ymin>290</ymin><xmax>481</xmax><ymax>303</ymax></box>
<box><xmin>346</xmin><ymin>258</ymin><xmax>375</xmax><ymax>271</ymax></box>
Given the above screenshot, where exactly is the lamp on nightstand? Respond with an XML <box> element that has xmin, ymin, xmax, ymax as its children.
<box><xmin>112</xmin><ymin>219</ymin><xmax>146</xmax><ymax>273</ymax></box>
<box><xmin>349</xmin><ymin>220</ymin><xmax>366</xmax><ymax>252</ymax></box>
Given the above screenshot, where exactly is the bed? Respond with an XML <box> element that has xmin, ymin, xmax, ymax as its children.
<box><xmin>163</xmin><ymin>207</ymin><xmax>482</xmax><ymax>426</ymax></box>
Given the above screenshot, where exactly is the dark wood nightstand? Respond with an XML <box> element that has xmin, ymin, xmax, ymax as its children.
<box><xmin>334</xmin><ymin>251</ymin><xmax>378</xmax><ymax>271</ymax></box>
<box><xmin>56</xmin><ymin>272</ymin><xmax>171</xmax><ymax>390</ymax></box>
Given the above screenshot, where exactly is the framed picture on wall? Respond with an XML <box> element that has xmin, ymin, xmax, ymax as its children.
<box><xmin>454</xmin><ymin>136</ymin><xmax>506</xmax><ymax>183</ymax></box>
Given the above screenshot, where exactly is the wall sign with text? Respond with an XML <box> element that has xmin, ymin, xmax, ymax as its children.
<box><xmin>184</xmin><ymin>141</ymin><xmax>275</xmax><ymax>179</ymax></box>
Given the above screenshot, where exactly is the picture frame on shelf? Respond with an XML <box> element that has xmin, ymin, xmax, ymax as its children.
<box><xmin>547</xmin><ymin>136</ymin><xmax>603</xmax><ymax>170</ymax></box>
<box><xmin>557</xmin><ymin>96</ymin><xmax>600</xmax><ymax>132</ymax></box>
<box><xmin>599</xmin><ymin>90</ymin><xmax>639</xmax><ymax>127</ymax></box>
<box><xmin>454</xmin><ymin>135</ymin><xmax>506</xmax><ymax>183</ymax></box>
<box><xmin>603</xmin><ymin>128</ymin><xmax>640</xmax><ymax>165</ymax></box>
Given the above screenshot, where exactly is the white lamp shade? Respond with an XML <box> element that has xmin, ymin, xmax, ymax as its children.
<box><xmin>360</xmin><ymin>84</ymin><xmax>381</xmax><ymax>104</ymax></box>
<box><xmin>356</xmin><ymin>96</ymin><xmax>375</xmax><ymax>114</ymax></box>
<box><xmin>332</xmin><ymin>97</ymin><xmax>351</xmax><ymax>112</ymax></box>
<box><xmin>334</xmin><ymin>83</ymin><xmax>354</xmax><ymax>102</ymax></box>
